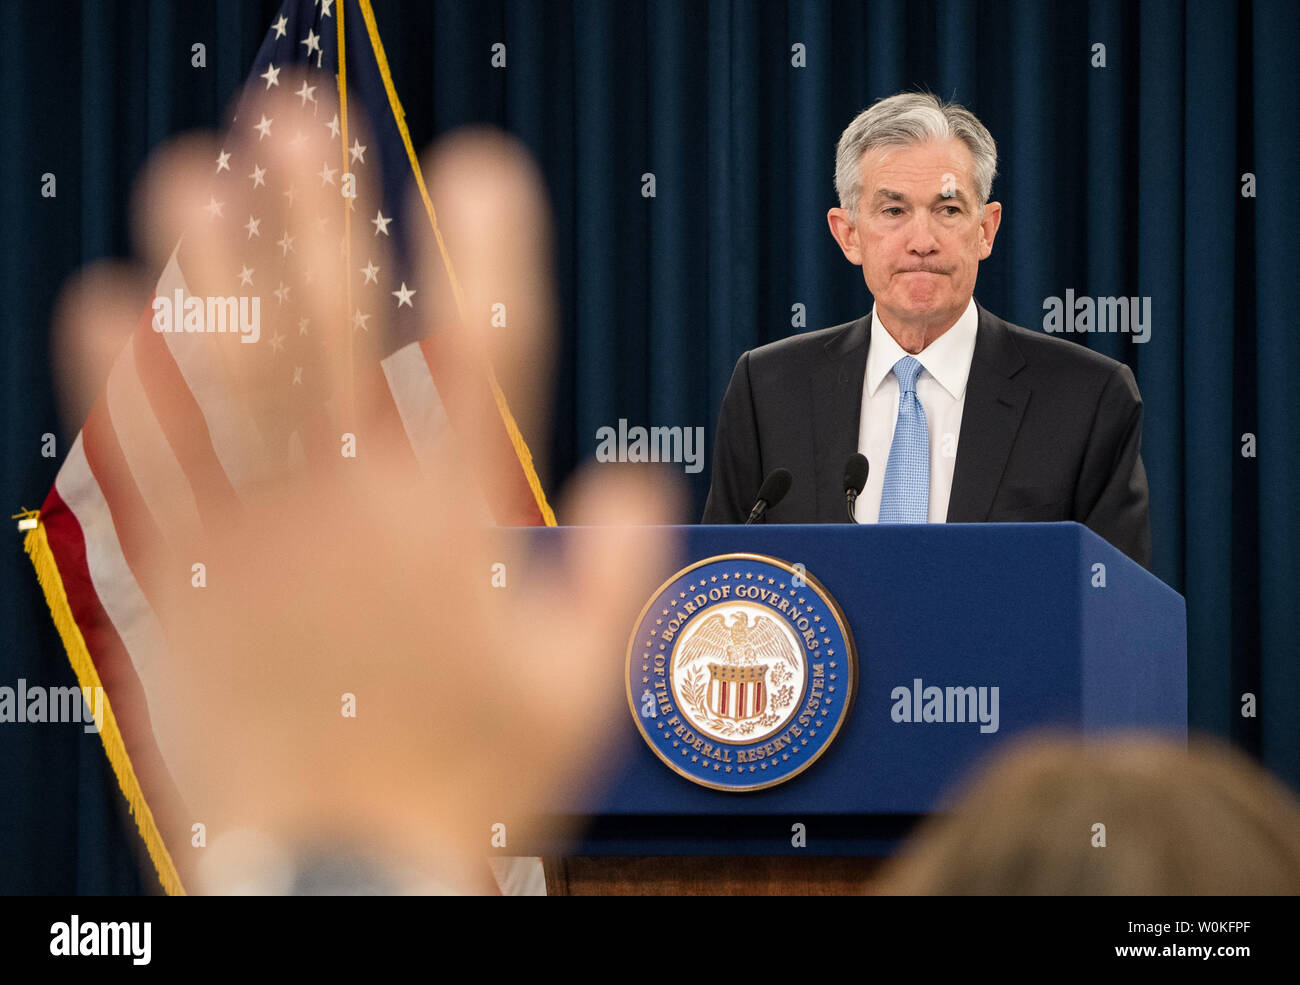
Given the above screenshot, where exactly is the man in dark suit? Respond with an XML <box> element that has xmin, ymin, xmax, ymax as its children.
<box><xmin>702</xmin><ymin>93</ymin><xmax>1151</xmax><ymax>569</ymax></box>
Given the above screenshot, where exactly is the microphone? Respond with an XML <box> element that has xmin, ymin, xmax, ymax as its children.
<box><xmin>745</xmin><ymin>469</ymin><xmax>792</xmax><ymax>525</ymax></box>
<box><xmin>843</xmin><ymin>454</ymin><xmax>869</xmax><ymax>523</ymax></box>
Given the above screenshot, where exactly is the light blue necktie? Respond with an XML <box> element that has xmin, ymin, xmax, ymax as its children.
<box><xmin>878</xmin><ymin>355</ymin><xmax>930</xmax><ymax>523</ymax></box>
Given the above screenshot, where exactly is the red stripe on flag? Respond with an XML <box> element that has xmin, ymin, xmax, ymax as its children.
<box><xmin>82</xmin><ymin>398</ymin><xmax>168</xmax><ymax>584</ymax></box>
<box><xmin>81</xmin><ymin>397</ymin><xmax>184</xmax><ymax>630</ymax></box>
<box><xmin>39</xmin><ymin>484</ymin><xmax>190</xmax><ymax>868</ymax></box>
<box><xmin>132</xmin><ymin>310</ymin><xmax>241</xmax><ymax>519</ymax></box>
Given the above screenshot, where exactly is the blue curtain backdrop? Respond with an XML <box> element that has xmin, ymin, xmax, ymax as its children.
<box><xmin>1</xmin><ymin>0</ymin><xmax>1296</xmax><ymax>893</ymax></box>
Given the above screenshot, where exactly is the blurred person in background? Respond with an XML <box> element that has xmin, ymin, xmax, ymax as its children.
<box><xmin>877</xmin><ymin>732</ymin><xmax>1300</xmax><ymax>895</ymax></box>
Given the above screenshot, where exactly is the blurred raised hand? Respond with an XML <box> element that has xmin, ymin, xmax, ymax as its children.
<box><xmin>52</xmin><ymin>78</ymin><xmax>684</xmax><ymax>893</ymax></box>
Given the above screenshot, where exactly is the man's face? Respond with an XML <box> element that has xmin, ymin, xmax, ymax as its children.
<box><xmin>827</xmin><ymin>137</ymin><xmax>1001</xmax><ymax>339</ymax></box>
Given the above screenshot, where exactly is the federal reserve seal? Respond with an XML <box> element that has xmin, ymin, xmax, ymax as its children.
<box><xmin>626</xmin><ymin>553</ymin><xmax>858</xmax><ymax>791</ymax></box>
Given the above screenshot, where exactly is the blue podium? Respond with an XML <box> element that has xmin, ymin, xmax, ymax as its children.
<box><xmin>507</xmin><ymin>522</ymin><xmax>1186</xmax><ymax>859</ymax></box>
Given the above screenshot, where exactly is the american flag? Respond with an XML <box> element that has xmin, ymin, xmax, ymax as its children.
<box><xmin>23</xmin><ymin>0</ymin><xmax>553</xmax><ymax>895</ymax></box>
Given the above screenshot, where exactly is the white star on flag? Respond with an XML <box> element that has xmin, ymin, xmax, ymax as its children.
<box><xmin>392</xmin><ymin>282</ymin><xmax>416</xmax><ymax>308</ymax></box>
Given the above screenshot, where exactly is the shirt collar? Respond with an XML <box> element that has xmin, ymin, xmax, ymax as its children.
<box><xmin>865</xmin><ymin>298</ymin><xmax>979</xmax><ymax>400</ymax></box>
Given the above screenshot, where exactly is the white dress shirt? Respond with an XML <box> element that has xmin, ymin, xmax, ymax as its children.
<box><xmin>853</xmin><ymin>298</ymin><xmax>979</xmax><ymax>524</ymax></box>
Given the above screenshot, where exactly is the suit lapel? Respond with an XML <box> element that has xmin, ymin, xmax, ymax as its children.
<box><xmin>946</xmin><ymin>305</ymin><xmax>1030</xmax><ymax>522</ymax></box>
<box><xmin>811</xmin><ymin>314</ymin><xmax>871</xmax><ymax>521</ymax></box>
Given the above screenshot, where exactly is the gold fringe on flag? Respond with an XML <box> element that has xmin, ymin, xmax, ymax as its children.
<box><xmin>19</xmin><ymin>513</ymin><xmax>187</xmax><ymax>897</ymax></box>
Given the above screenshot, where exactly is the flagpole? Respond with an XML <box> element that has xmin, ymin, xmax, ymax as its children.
<box><xmin>357</xmin><ymin>0</ymin><xmax>558</xmax><ymax>525</ymax></box>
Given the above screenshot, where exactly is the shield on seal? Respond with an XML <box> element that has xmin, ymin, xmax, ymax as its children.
<box><xmin>707</xmin><ymin>662</ymin><xmax>768</xmax><ymax>720</ymax></box>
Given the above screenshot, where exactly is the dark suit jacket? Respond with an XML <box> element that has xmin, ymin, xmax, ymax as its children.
<box><xmin>701</xmin><ymin>303</ymin><xmax>1152</xmax><ymax>569</ymax></box>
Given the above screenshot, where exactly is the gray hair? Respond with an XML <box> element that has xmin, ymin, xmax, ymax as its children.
<box><xmin>834</xmin><ymin>92</ymin><xmax>998</xmax><ymax>220</ymax></box>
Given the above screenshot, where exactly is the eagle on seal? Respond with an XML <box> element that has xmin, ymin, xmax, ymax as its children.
<box><xmin>678</xmin><ymin>610</ymin><xmax>800</xmax><ymax>670</ymax></box>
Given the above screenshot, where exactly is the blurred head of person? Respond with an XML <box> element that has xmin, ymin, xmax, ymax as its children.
<box><xmin>877</xmin><ymin>731</ymin><xmax>1300</xmax><ymax>895</ymax></box>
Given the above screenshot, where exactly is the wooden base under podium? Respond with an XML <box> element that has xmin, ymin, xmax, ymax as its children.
<box><xmin>542</xmin><ymin>856</ymin><xmax>885</xmax><ymax>895</ymax></box>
